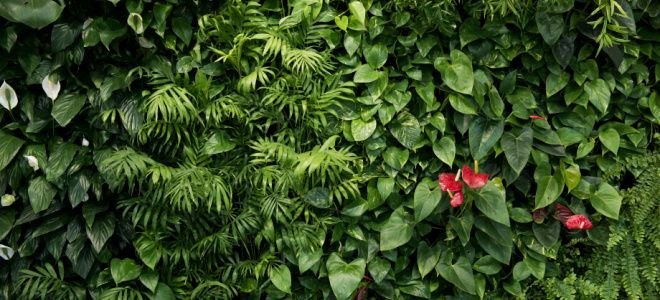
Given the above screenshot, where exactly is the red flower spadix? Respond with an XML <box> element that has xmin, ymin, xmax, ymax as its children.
<box><xmin>530</xmin><ymin>115</ymin><xmax>546</xmax><ymax>121</ymax></box>
<box><xmin>450</xmin><ymin>192</ymin><xmax>464</xmax><ymax>208</ymax></box>
<box><xmin>462</xmin><ymin>165</ymin><xmax>489</xmax><ymax>189</ymax></box>
<box><xmin>438</xmin><ymin>173</ymin><xmax>462</xmax><ymax>192</ymax></box>
<box><xmin>564</xmin><ymin>215</ymin><xmax>593</xmax><ymax>230</ymax></box>
<box><xmin>553</xmin><ymin>203</ymin><xmax>574</xmax><ymax>224</ymax></box>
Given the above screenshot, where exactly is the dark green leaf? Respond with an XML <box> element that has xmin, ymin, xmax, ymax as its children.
<box><xmin>111</xmin><ymin>258</ymin><xmax>142</xmax><ymax>285</ymax></box>
<box><xmin>0</xmin><ymin>130</ymin><xmax>24</xmax><ymax>171</ymax></box>
<box><xmin>380</xmin><ymin>207</ymin><xmax>414</xmax><ymax>251</ymax></box>
<box><xmin>501</xmin><ymin>127</ymin><xmax>533</xmax><ymax>175</ymax></box>
<box><xmin>28</xmin><ymin>176</ymin><xmax>57</xmax><ymax>213</ymax></box>
<box><xmin>413</xmin><ymin>178</ymin><xmax>443</xmax><ymax>222</ymax></box>
<box><xmin>469</xmin><ymin>118</ymin><xmax>504</xmax><ymax>161</ymax></box>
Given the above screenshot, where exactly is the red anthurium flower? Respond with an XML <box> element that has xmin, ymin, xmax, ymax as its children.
<box><xmin>450</xmin><ymin>192</ymin><xmax>464</xmax><ymax>208</ymax></box>
<box><xmin>462</xmin><ymin>165</ymin><xmax>488</xmax><ymax>189</ymax></box>
<box><xmin>530</xmin><ymin>115</ymin><xmax>546</xmax><ymax>121</ymax></box>
<box><xmin>439</xmin><ymin>173</ymin><xmax>462</xmax><ymax>192</ymax></box>
<box><xmin>532</xmin><ymin>208</ymin><xmax>548</xmax><ymax>224</ymax></box>
<box><xmin>553</xmin><ymin>203</ymin><xmax>574</xmax><ymax>223</ymax></box>
<box><xmin>564</xmin><ymin>214</ymin><xmax>593</xmax><ymax>230</ymax></box>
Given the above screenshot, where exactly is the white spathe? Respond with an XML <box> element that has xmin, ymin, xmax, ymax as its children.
<box><xmin>24</xmin><ymin>155</ymin><xmax>39</xmax><ymax>171</ymax></box>
<box><xmin>1</xmin><ymin>194</ymin><xmax>16</xmax><ymax>207</ymax></box>
<box><xmin>42</xmin><ymin>74</ymin><xmax>61</xmax><ymax>100</ymax></box>
<box><xmin>0</xmin><ymin>244</ymin><xmax>14</xmax><ymax>260</ymax></box>
<box><xmin>82</xmin><ymin>137</ymin><xmax>90</xmax><ymax>147</ymax></box>
<box><xmin>0</xmin><ymin>81</ymin><xmax>18</xmax><ymax>111</ymax></box>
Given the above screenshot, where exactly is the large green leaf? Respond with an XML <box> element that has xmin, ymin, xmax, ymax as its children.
<box><xmin>434</xmin><ymin>49</ymin><xmax>474</xmax><ymax>94</ymax></box>
<box><xmin>584</xmin><ymin>79</ymin><xmax>611</xmax><ymax>113</ymax></box>
<box><xmin>473</xmin><ymin>179</ymin><xmax>509</xmax><ymax>227</ymax></box>
<box><xmin>86</xmin><ymin>213</ymin><xmax>116</xmax><ymax>253</ymax></box>
<box><xmin>500</xmin><ymin>127</ymin><xmax>533</xmax><ymax>175</ymax></box>
<box><xmin>326</xmin><ymin>253</ymin><xmax>366</xmax><ymax>300</ymax></box>
<box><xmin>0</xmin><ymin>0</ymin><xmax>64</xmax><ymax>29</ymax></box>
<box><xmin>474</xmin><ymin>217</ymin><xmax>513</xmax><ymax>264</ymax></box>
<box><xmin>269</xmin><ymin>265</ymin><xmax>292</xmax><ymax>294</ymax></box>
<box><xmin>417</xmin><ymin>241</ymin><xmax>441</xmax><ymax>278</ymax></box>
<box><xmin>536</xmin><ymin>11</ymin><xmax>564</xmax><ymax>45</ymax></box>
<box><xmin>351</xmin><ymin>118</ymin><xmax>377</xmax><ymax>141</ymax></box>
<box><xmin>469</xmin><ymin>118</ymin><xmax>504</xmax><ymax>161</ymax></box>
<box><xmin>364</xmin><ymin>42</ymin><xmax>388</xmax><ymax>69</ymax></box>
<box><xmin>598</xmin><ymin>128</ymin><xmax>620</xmax><ymax>154</ymax></box>
<box><xmin>413</xmin><ymin>178</ymin><xmax>443</xmax><ymax>222</ymax></box>
<box><xmin>51</xmin><ymin>93</ymin><xmax>86</xmax><ymax>127</ymax></box>
<box><xmin>45</xmin><ymin>142</ymin><xmax>77</xmax><ymax>182</ymax></box>
<box><xmin>433</xmin><ymin>136</ymin><xmax>455</xmax><ymax>167</ymax></box>
<box><xmin>534</xmin><ymin>171</ymin><xmax>564</xmax><ymax>209</ymax></box>
<box><xmin>380</xmin><ymin>207</ymin><xmax>414</xmax><ymax>251</ymax></box>
<box><xmin>28</xmin><ymin>176</ymin><xmax>57</xmax><ymax>213</ymax></box>
<box><xmin>0</xmin><ymin>130</ymin><xmax>24</xmax><ymax>171</ymax></box>
<box><xmin>111</xmin><ymin>258</ymin><xmax>143</xmax><ymax>285</ymax></box>
<box><xmin>354</xmin><ymin>64</ymin><xmax>382</xmax><ymax>83</ymax></box>
<box><xmin>591</xmin><ymin>183</ymin><xmax>622</xmax><ymax>219</ymax></box>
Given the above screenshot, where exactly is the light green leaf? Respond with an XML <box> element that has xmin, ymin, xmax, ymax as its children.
<box><xmin>377</xmin><ymin>177</ymin><xmax>395</xmax><ymax>200</ymax></box>
<box><xmin>111</xmin><ymin>258</ymin><xmax>142</xmax><ymax>285</ymax></box>
<box><xmin>500</xmin><ymin>127</ymin><xmax>533</xmax><ymax>175</ymax></box>
<box><xmin>154</xmin><ymin>283</ymin><xmax>175</xmax><ymax>300</ymax></box>
<box><xmin>351</xmin><ymin>118</ymin><xmax>377</xmax><ymax>141</ymax></box>
<box><xmin>0</xmin><ymin>0</ymin><xmax>64</xmax><ymax>29</ymax></box>
<box><xmin>433</xmin><ymin>137</ymin><xmax>455</xmax><ymax>167</ymax></box>
<box><xmin>437</xmin><ymin>256</ymin><xmax>476</xmax><ymax>295</ymax></box>
<box><xmin>591</xmin><ymin>183</ymin><xmax>622</xmax><ymax>219</ymax></box>
<box><xmin>354</xmin><ymin>64</ymin><xmax>382</xmax><ymax>83</ymax></box>
<box><xmin>414</xmin><ymin>178</ymin><xmax>443</xmax><ymax>222</ymax></box>
<box><xmin>469</xmin><ymin>118</ymin><xmax>504</xmax><ymax>161</ymax></box>
<box><xmin>448</xmin><ymin>93</ymin><xmax>478</xmax><ymax>115</ymax></box>
<box><xmin>298</xmin><ymin>248</ymin><xmax>322</xmax><ymax>274</ymax></box>
<box><xmin>348</xmin><ymin>1</ymin><xmax>366</xmax><ymax>27</ymax></box>
<box><xmin>380</xmin><ymin>207</ymin><xmax>414</xmax><ymax>251</ymax></box>
<box><xmin>473</xmin><ymin>179</ymin><xmax>509</xmax><ymax>227</ymax></box>
<box><xmin>390</xmin><ymin>112</ymin><xmax>420</xmax><ymax>149</ymax></box>
<box><xmin>335</xmin><ymin>16</ymin><xmax>348</xmax><ymax>31</ymax></box>
<box><xmin>28</xmin><ymin>176</ymin><xmax>57</xmax><ymax>213</ymax></box>
<box><xmin>269</xmin><ymin>265</ymin><xmax>291</xmax><ymax>294</ymax></box>
<box><xmin>0</xmin><ymin>130</ymin><xmax>25</xmax><ymax>171</ymax></box>
<box><xmin>203</xmin><ymin>131</ymin><xmax>236</xmax><ymax>155</ymax></box>
<box><xmin>598</xmin><ymin>128</ymin><xmax>620</xmax><ymax>154</ymax></box>
<box><xmin>364</xmin><ymin>42</ymin><xmax>387</xmax><ymax>69</ymax></box>
<box><xmin>139</xmin><ymin>269</ymin><xmax>159</xmax><ymax>293</ymax></box>
<box><xmin>326</xmin><ymin>253</ymin><xmax>366</xmax><ymax>300</ymax></box>
<box><xmin>51</xmin><ymin>93</ymin><xmax>86</xmax><ymax>127</ymax></box>
<box><xmin>562</xmin><ymin>163</ymin><xmax>581</xmax><ymax>192</ymax></box>
<box><xmin>127</xmin><ymin>13</ymin><xmax>144</xmax><ymax>34</ymax></box>
<box><xmin>382</xmin><ymin>147</ymin><xmax>408</xmax><ymax>170</ymax></box>
<box><xmin>435</xmin><ymin>49</ymin><xmax>474</xmax><ymax>94</ymax></box>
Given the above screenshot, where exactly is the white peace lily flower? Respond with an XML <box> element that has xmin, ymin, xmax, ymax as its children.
<box><xmin>0</xmin><ymin>81</ymin><xmax>18</xmax><ymax>111</ymax></box>
<box><xmin>82</xmin><ymin>137</ymin><xmax>90</xmax><ymax>147</ymax></box>
<box><xmin>24</xmin><ymin>155</ymin><xmax>39</xmax><ymax>171</ymax></box>
<box><xmin>41</xmin><ymin>74</ymin><xmax>61</xmax><ymax>101</ymax></box>
<box><xmin>0</xmin><ymin>244</ymin><xmax>14</xmax><ymax>260</ymax></box>
<box><xmin>1</xmin><ymin>194</ymin><xmax>16</xmax><ymax>207</ymax></box>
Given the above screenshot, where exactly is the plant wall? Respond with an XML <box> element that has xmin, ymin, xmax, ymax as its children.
<box><xmin>1</xmin><ymin>0</ymin><xmax>659</xmax><ymax>299</ymax></box>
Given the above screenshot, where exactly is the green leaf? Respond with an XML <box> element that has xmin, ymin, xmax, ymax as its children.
<box><xmin>368</xmin><ymin>257</ymin><xmax>390</xmax><ymax>284</ymax></box>
<box><xmin>45</xmin><ymin>142</ymin><xmax>77</xmax><ymax>182</ymax></box>
<box><xmin>434</xmin><ymin>49</ymin><xmax>474</xmax><ymax>94</ymax></box>
<box><xmin>172</xmin><ymin>17</ymin><xmax>192</xmax><ymax>45</ymax></box>
<box><xmin>298</xmin><ymin>248</ymin><xmax>322</xmax><ymax>274</ymax></box>
<box><xmin>364</xmin><ymin>42</ymin><xmax>387</xmax><ymax>69</ymax></box>
<box><xmin>94</xmin><ymin>18</ymin><xmax>127</xmax><ymax>49</ymax></box>
<box><xmin>87</xmin><ymin>213</ymin><xmax>116</xmax><ymax>253</ymax></box>
<box><xmin>326</xmin><ymin>253</ymin><xmax>366</xmax><ymax>300</ymax></box>
<box><xmin>584</xmin><ymin>79</ymin><xmax>611</xmax><ymax>113</ymax></box>
<box><xmin>448</xmin><ymin>93</ymin><xmax>478</xmax><ymax>115</ymax></box>
<box><xmin>536</xmin><ymin>11</ymin><xmax>564</xmax><ymax>45</ymax></box>
<box><xmin>203</xmin><ymin>131</ymin><xmax>236</xmax><ymax>155</ymax></box>
<box><xmin>51</xmin><ymin>23</ymin><xmax>78</xmax><ymax>52</ymax></box>
<box><xmin>335</xmin><ymin>16</ymin><xmax>348</xmax><ymax>31</ymax></box>
<box><xmin>576</xmin><ymin>138</ymin><xmax>595</xmax><ymax>159</ymax></box>
<box><xmin>351</xmin><ymin>118</ymin><xmax>377</xmax><ymax>141</ymax></box>
<box><xmin>433</xmin><ymin>137</ymin><xmax>455</xmax><ymax>167</ymax></box>
<box><xmin>377</xmin><ymin>177</ymin><xmax>395</xmax><ymax>200</ymax></box>
<box><xmin>28</xmin><ymin>176</ymin><xmax>57</xmax><ymax>213</ymax></box>
<box><xmin>591</xmin><ymin>183</ymin><xmax>622</xmax><ymax>219</ymax></box>
<box><xmin>0</xmin><ymin>0</ymin><xmax>64</xmax><ymax>29</ymax></box>
<box><xmin>0</xmin><ymin>130</ymin><xmax>25</xmax><ymax>171</ymax></box>
<box><xmin>414</xmin><ymin>178</ymin><xmax>443</xmax><ymax>222</ymax></box>
<box><xmin>510</xmin><ymin>208</ymin><xmax>533</xmax><ymax>223</ymax></box>
<box><xmin>413</xmin><ymin>81</ymin><xmax>436</xmax><ymax>107</ymax></box>
<box><xmin>354</xmin><ymin>64</ymin><xmax>382</xmax><ymax>83</ymax></box>
<box><xmin>473</xmin><ymin>179</ymin><xmax>509</xmax><ymax>227</ymax></box>
<box><xmin>269</xmin><ymin>265</ymin><xmax>291</xmax><ymax>294</ymax></box>
<box><xmin>474</xmin><ymin>217</ymin><xmax>513</xmax><ymax>264</ymax></box>
<box><xmin>500</xmin><ymin>127</ymin><xmax>533</xmax><ymax>175</ymax></box>
<box><xmin>139</xmin><ymin>269</ymin><xmax>159</xmax><ymax>293</ymax></box>
<box><xmin>348</xmin><ymin>1</ymin><xmax>366</xmax><ymax>27</ymax></box>
<box><xmin>598</xmin><ymin>128</ymin><xmax>620</xmax><ymax>154</ymax></box>
<box><xmin>650</xmin><ymin>92</ymin><xmax>660</xmax><ymax>121</ymax></box>
<box><xmin>380</xmin><ymin>207</ymin><xmax>414</xmax><ymax>251</ymax></box>
<box><xmin>0</xmin><ymin>210</ymin><xmax>15</xmax><ymax>241</ymax></box>
<box><xmin>51</xmin><ymin>93</ymin><xmax>86</xmax><ymax>127</ymax></box>
<box><xmin>417</xmin><ymin>242</ymin><xmax>441</xmax><ymax>278</ymax></box>
<box><xmin>469</xmin><ymin>118</ymin><xmax>504</xmax><ymax>161</ymax></box>
<box><xmin>111</xmin><ymin>258</ymin><xmax>142</xmax><ymax>285</ymax></box>
<box><xmin>534</xmin><ymin>171</ymin><xmax>564</xmax><ymax>209</ymax></box>
<box><xmin>473</xmin><ymin>255</ymin><xmax>502</xmax><ymax>275</ymax></box>
<box><xmin>383</xmin><ymin>147</ymin><xmax>408</xmax><ymax>170</ymax></box>
<box><xmin>436</xmin><ymin>256</ymin><xmax>476</xmax><ymax>295</ymax></box>
<box><xmin>546</xmin><ymin>72</ymin><xmax>570</xmax><ymax>97</ymax></box>
<box><xmin>562</xmin><ymin>163</ymin><xmax>581</xmax><ymax>192</ymax></box>
<box><xmin>154</xmin><ymin>283</ymin><xmax>175</xmax><ymax>300</ymax></box>
<box><xmin>449</xmin><ymin>212</ymin><xmax>473</xmax><ymax>246</ymax></box>
<box><xmin>533</xmin><ymin>222</ymin><xmax>560</xmax><ymax>248</ymax></box>
<box><xmin>390</xmin><ymin>112</ymin><xmax>420</xmax><ymax>149</ymax></box>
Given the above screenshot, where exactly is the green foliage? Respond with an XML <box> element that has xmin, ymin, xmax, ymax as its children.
<box><xmin>0</xmin><ymin>0</ymin><xmax>659</xmax><ymax>299</ymax></box>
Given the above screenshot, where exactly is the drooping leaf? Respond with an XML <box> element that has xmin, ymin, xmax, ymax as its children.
<box><xmin>51</xmin><ymin>93</ymin><xmax>86</xmax><ymax>127</ymax></box>
<box><xmin>0</xmin><ymin>130</ymin><xmax>25</xmax><ymax>171</ymax></box>
<box><xmin>591</xmin><ymin>183</ymin><xmax>622</xmax><ymax>219</ymax></box>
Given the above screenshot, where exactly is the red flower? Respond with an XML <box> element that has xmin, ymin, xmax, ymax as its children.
<box><xmin>553</xmin><ymin>203</ymin><xmax>574</xmax><ymax>223</ymax></box>
<box><xmin>462</xmin><ymin>165</ymin><xmax>488</xmax><ymax>189</ymax></box>
<box><xmin>530</xmin><ymin>115</ymin><xmax>546</xmax><ymax>121</ymax></box>
<box><xmin>564</xmin><ymin>215</ymin><xmax>593</xmax><ymax>230</ymax></box>
<box><xmin>439</xmin><ymin>173</ymin><xmax>462</xmax><ymax>192</ymax></box>
<box><xmin>450</xmin><ymin>192</ymin><xmax>464</xmax><ymax>208</ymax></box>
<box><xmin>533</xmin><ymin>208</ymin><xmax>548</xmax><ymax>224</ymax></box>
